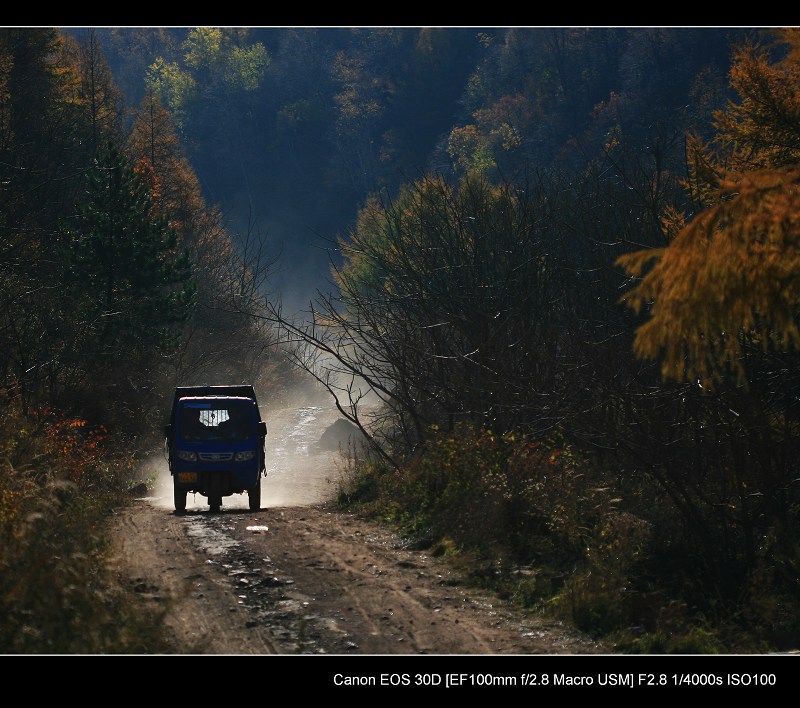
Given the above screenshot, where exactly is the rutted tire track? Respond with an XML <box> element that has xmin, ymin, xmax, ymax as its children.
<box><xmin>163</xmin><ymin>505</ymin><xmax>607</xmax><ymax>655</ymax></box>
<box><xmin>111</xmin><ymin>502</ymin><xmax>281</xmax><ymax>654</ymax></box>
<box><xmin>186</xmin><ymin>508</ymin><xmax>360</xmax><ymax>654</ymax></box>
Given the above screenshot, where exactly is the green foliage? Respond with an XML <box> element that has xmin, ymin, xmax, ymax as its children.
<box><xmin>335</xmin><ymin>456</ymin><xmax>388</xmax><ymax>511</ymax></box>
<box><xmin>558</xmin><ymin>578</ymin><xmax>630</xmax><ymax>637</ymax></box>
<box><xmin>225</xmin><ymin>44</ymin><xmax>268</xmax><ymax>92</ymax></box>
<box><xmin>145</xmin><ymin>29</ymin><xmax>268</xmax><ymax>129</ymax></box>
<box><xmin>182</xmin><ymin>27</ymin><xmax>223</xmax><ymax>70</ymax></box>
<box><xmin>551</xmin><ymin>511</ymin><xmax>654</xmax><ymax>637</ymax></box>
<box><xmin>615</xmin><ymin>626</ymin><xmax>722</xmax><ymax>655</ymax></box>
<box><xmin>330</xmin><ymin>170</ymin><xmax>574</xmax><ymax>450</ymax></box>
<box><xmin>346</xmin><ymin>420</ymin><xmax>622</xmax><ymax>569</ymax></box>
<box><xmin>144</xmin><ymin>57</ymin><xmax>196</xmax><ymax>124</ymax></box>
<box><xmin>447</xmin><ymin>94</ymin><xmax>533</xmax><ymax>173</ymax></box>
<box><xmin>181</xmin><ymin>28</ymin><xmax>268</xmax><ymax>93</ymax></box>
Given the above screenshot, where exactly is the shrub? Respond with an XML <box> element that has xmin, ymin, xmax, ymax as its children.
<box><xmin>0</xmin><ymin>403</ymin><xmax>172</xmax><ymax>653</ymax></box>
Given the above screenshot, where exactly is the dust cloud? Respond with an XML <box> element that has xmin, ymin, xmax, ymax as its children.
<box><xmin>143</xmin><ymin>391</ymin><xmax>357</xmax><ymax>513</ymax></box>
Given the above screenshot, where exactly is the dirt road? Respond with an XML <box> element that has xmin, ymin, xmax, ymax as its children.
<box><xmin>109</xmin><ymin>402</ymin><xmax>610</xmax><ymax>657</ymax></box>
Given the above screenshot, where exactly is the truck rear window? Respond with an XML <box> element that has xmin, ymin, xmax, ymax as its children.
<box><xmin>178</xmin><ymin>402</ymin><xmax>254</xmax><ymax>441</ymax></box>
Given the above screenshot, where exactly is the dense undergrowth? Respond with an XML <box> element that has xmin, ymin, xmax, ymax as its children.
<box><xmin>335</xmin><ymin>422</ymin><xmax>800</xmax><ymax>655</ymax></box>
<box><xmin>0</xmin><ymin>400</ymin><xmax>173</xmax><ymax>654</ymax></box>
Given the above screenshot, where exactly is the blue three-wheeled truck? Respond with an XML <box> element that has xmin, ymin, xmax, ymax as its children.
<box><xmin>164</xmin><ymin>385</ymin><xmax>267</xmax><ymax>513</ymax></box>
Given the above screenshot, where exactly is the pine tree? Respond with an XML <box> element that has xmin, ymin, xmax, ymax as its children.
<box><xmin>62</xmin><ymin>142</ymin><xmax>195</xmax><ymax>365</ymax></box>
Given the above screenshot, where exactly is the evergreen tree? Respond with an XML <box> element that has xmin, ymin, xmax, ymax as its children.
<box><xmin>62</xmin><ymin>142</ymin><xmax>195</xmax><ymax>368</ymax></box>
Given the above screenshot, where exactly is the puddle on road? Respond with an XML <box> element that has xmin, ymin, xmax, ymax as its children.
<box><xmin>184</xmin><ymin>516</ymin><xmax>240</xmax><ymax>555</ymax></box>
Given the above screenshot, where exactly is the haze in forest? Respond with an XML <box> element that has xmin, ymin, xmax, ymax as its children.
<box><xmin>83</xmin><ymin>26</ymin><xmax>743</xmax><ymax>310</ymax></box>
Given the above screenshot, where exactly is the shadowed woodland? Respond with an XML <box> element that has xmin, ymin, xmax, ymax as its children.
<box><xmin>1</xmin><ymin>26</ymin><xmax>799</xmax><ymax>653</ymax></box>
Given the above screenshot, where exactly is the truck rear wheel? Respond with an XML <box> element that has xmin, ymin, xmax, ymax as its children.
<box><xmin>209</xmin><ymin>495</ymin><xmax>222</xmax><ymax>513</ymax></box>
<box><xmin>248</xmin><ymin>478</ymin><xmax>261</xmax><ymax>511</ymax></box>
<box><xmin>174</xmin><ymin>487</ymin><xmax>187</xmax><ymax>513</ymax></box>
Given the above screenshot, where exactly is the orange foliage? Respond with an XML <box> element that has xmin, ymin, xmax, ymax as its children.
<box><xmin>618</xmin><ymin>167</ymin><xmax>800</xmax><ymax>386</ymax></box>
<box><xmin>133</xmin><ymin>157</ymin><xmax>163</xmax><ymax>210</ymax></box>
<box><xmin>44</xmin><ymin>415</ymin><xmax>107</xmax><ymax>483</ymax></box>
<box><xmin>713</xmin><ymin>32</ymin><xmax>800</xmax><ymax>171</ymax></box>
<box><xmin>128</xmin><ymin>93</ymin><xmax>205</xmax><ymax>244</ymax></box>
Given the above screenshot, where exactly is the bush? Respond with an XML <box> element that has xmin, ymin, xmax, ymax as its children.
<box><xmin>0</xmin><ymin>404</ymin><xmax>173</xmax><ymax>654</ymax></box>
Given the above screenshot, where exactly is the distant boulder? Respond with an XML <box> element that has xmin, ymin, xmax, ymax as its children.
<box><xmin>316</xmin><ymin>418</ymin><xmax>367</xmax><ymax>452</ymax></box>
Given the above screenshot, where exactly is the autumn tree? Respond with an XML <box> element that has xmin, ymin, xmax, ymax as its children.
<box><xmin>127</xmin><ymin>91</ymin><xmax>206</xmax><ymax>237</ymax></box>
<box><xmin>61</xmin><ymin>29</ymin><xmax>125</xmax><ymax>156</ymax></box>
<box><xmin>617</xmin><ymin>30</ymin><xmax>800</xmax><ymax>387</ymax></box>
<box><xmin>614</xmin><ymin>30</ymin><xmax>800</xmax><ymax>610</ymax></box>
<box><xmin>127</xmin><ymin>90</ymin><xmax>277</xmax><ymax>388</ymax></box>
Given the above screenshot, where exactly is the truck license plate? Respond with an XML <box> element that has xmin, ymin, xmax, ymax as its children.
<box><xmin>177</xmin><ymin>472</ymin><xmax>198</xmax><ymax>483</ymax></box>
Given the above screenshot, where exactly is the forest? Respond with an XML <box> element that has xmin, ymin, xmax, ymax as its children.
<box><xmin>1</xmin><ymin>26</ymin><xmax>799</xmax><ymax>654</ymax></box>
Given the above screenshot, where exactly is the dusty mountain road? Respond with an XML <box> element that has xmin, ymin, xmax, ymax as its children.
<box><xmin>108</xmin><ymin>402</ymin><xmax>610</xmax><ymax>656</ymax></box>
